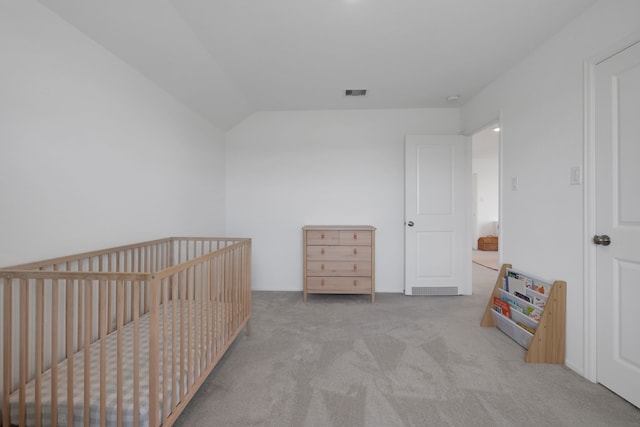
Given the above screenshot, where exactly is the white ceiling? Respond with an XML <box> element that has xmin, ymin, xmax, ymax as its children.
<box><xmin>38</xmin><ymin>0</ymin><xmax>598</xmax><ymax>130</ymax></box>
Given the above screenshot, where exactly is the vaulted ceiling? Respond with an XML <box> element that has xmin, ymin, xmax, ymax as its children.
<box><xmin>38</xmin><ymin>0</ymin><xmax>598</xmax><ymax>130</ymax></box>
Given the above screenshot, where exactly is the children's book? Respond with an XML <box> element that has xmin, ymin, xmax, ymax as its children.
<box><xmin>493</xmin><ymin>296</ymin><xmax>511</xmax><ymax>319</ymax></box>
<box><xmin>506</xmin><ymin>269</ymin><xmax>553</xmax><ymax>295</ymax></box>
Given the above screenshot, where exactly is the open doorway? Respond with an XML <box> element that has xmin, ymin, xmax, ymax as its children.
<box><xmin>471</xmin><ymin>123</ymin><xmax>500</xmax><ymax>272</ymax></box>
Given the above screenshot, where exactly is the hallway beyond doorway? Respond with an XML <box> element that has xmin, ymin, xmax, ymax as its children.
<box><xmin>472</xmin><ymin>249</ymin><xmax>498</xmax><ymax>270</ymax></box>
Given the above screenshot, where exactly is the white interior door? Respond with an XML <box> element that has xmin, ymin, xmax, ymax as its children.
<box><xmin>595</xmin><ymin>40</ymin><xmax>640</xmax><ymax>408</ymax></box>
<box><xmin>405</xmin><ymin>135</ymin><xmax>470</xmax><ymax>296</ymax></box>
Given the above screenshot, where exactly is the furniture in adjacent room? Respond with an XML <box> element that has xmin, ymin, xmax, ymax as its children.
<box><xmin>303</xmin><ymin>225</ymin><xmax>375</xmax><ymax>303</ymax></box>
<box><xmin>478</xmin><ymin>235</ymin><xmax>498</xmax><ymax>251</ymax></box>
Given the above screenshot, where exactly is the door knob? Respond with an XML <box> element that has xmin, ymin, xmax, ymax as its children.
<box><xmin>593</xmin><ymin>234</ymin><xmax>611</xmax><ymax>246</ymax></box>
<box><xmin>407</xmin><ymin>221</ymin><xmax>414</xmax><ymax>227</ymax></box>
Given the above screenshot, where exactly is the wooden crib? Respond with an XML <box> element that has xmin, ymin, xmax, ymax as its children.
<box><xmin>0</xmin><ymin>237</ymin><xmax>251</xmax><ymax>427</ymax></box>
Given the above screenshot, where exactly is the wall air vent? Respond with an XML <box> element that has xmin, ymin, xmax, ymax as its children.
<box><xmin>345</xmin><ymin>89</ymin><xmax>367</xmax><ymax>96</ymax></box>
<box><xmin>411</xmin><ymin>286</ymin><xmax>459</xmax><ymax>296</ymax></box>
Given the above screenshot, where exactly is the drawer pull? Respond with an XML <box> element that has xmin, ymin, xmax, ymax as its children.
<box><xmin>353</xmin><ymin>264</ymin><xmax>357</xmax><ymax>272</ymax></box>
<box><xmin>321</xmin><ymin>264</ymin><xmax>325</xmax><ymax>271</ymax></box>
<box><xmin>354</xmin><ymin>233</ymin><xmax>358</xmax><ymax>240</ymax></box>
<box><xmin>353</xmin><ymin>280</ymin><xmax>357</xmax><ymax>287</ymax></box>
<box><xmin>321</xmin><ymin>233</ymin><xmax>325</xmax><ymax>239</ymax></box>
<box><xmin>353</xmin><ymin>248</ymin><xmax>357</xmax><ymax>255</ymax></box>
<box><xmin>321</xmin><ymin>279</ymin><xmax>325</xmax><ymax>287</ymax></box>
<box><xmin>321</xmin><ymin>248</ymin><xmax>325</xmax><ymax>255</ymax></box>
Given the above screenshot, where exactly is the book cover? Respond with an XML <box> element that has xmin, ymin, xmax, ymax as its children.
<box><xmin>498</xmin><ymin>290</ymin><xmax>526</xmax><ymax>313</ymax></box>
<box><xmin>508</xmin><ymin>278</ymin><xmax>528</xmax><ymax>296</ymax></box>
<box><xmin>493</xmin><ymin>296</ymin><xmax>511</xmax><ymax>319</ymax></box>
<box><xmin>532</xmin><ymin>280</ymin><xmax>552</xmax><ymax>295</ymax></box>
<box><xmin>532</xmin><ymin>296</ymin><xmax>546</xmax><ymax>310</ymax></box>
<box><xmin>514</xmin><ymin>291</ymin><xmax>531</xmax><ymax>303</ymax></box>
<box><xmin>527</xmin><ymin>308</ymin><xmax>542</xmax><ymax>322</ymax></box>
<box><xmin>507</xmin><ymin>269</ymin><xmax>533</xmax><ymax>289</ymax></box>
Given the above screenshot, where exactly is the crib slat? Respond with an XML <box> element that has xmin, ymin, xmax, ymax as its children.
<box><xmin>2</xmin><ymin>280</ymin><xmax>12</xmax><ymax>427</ymax></box>
<box><xmin>162</xmin><ymin>279</ymin><xmax>169</xmax><ymax>421</ymax></box>
<box><xmin>66</xmin><ymin>279</ymin><xmax>75</xmax><ymax>427</ymax></box>
<box><xmin>142</xmin><ymin>248</ymin><xmax>147</xmax><ymax>312</ymax></box>
<box><xmin>212</xmin><ymin>257</ymin><xmax>218</xmax><ymax>356</ymax></box>
<box><xmin>194</xmin><ymin>265</ymin><xmax>199</xmax><ymax>377</ymax></box>
<box><xmin>222</xmin><ymin>254</ymin><xmax>226</xmax><ymax>350</ymax></box>
<box><xmin>157</xmin><ymin>244</ymin><xmax>161</xmax><ymax>271</ymax></box>
<box><xmin>187</xmin><ymin>266</ymin><xmax>193</xmax><ymax>389</ymax></box>
<box><xmin>231</xmin><ymin>249</ymin><xmax>236</xmax><ymax>332</ymax></box>
<box><xmin>219</xmin><ymin>254</ymin><xmax>224</xmax><ymax>352</ymax></box>
<box><xmin>233</xmin><ymin>250</ymin><xmax>237</xmax><ymax>331</ymax></box>
<box><xmin>108</xmin><ymin>256</ymin><xmax>113</xmax><ymax>334</ymax></box>
<box><xmin>149</xmin><ymin>279</ymin><xmax>160</xmax><ymax>427</ymax></box>
<box><xmin>171</xmin><ymin>275</ymin><xmax>178</xmax><ymax>412</ymax></box>
<box><xmin>99</xmin><ymin>280</ymin><xmax>107</xmax><ymax>427</ymax></box>
<box><xmin>206</xmin><ymin>261</ymin><xmax>211</xmax><ymax>364</ymax></box>
<box><xmin>35</xmin><ymin>279</ymin><xmax>44</xmax><ymax>427</ymax></box>
<box><xmin>83</xmin><ymin>281</ymin><xmax>92</xmax><ymax>427</ymax></box>
<box><xmin>51</xmin><ymin>272</ymin><xmax>59</xmax><ymax>427</ymax></box>
<box><xmin>222</xmin><ymin>254</ymin><xmax>227</xmax><ymax>344</ymax></box>
<box><xmin>145</xmin><ymin>247</ymin><xmax>151</xmax><ymax>313</ymax></box>
<box><xmin>78</xmin><ymin>263</ymin><xmax>84</xmax><ymax>351</ymax></box>
<box><xmin>221</xmin><ymin>253</ymin><xmax>225</xmax><ymax>351</ymax></box>
<box><xmin>116</xmin><ymin>280</ymin><xmax>124</xmax><ymax>427</ymax></box>
<box><xmin>246</xmin><ymin>243</ymin><xmax>252</xmax><ymax>337</ymax></box>
<box><xmin>180</xmin><ymin>269</ymin><xmax>186</xmax><ymax>399</ymax></box>
<box><xmin>130</xmin><ymin>280</ymin><xmax>134</xmax><ymax>323</ymax></box>
<box><xmin>233</xmin><ymin>248</ymin><xmax>238</xmax><ymax>331</ymax></box>
<box><xmin>237</xmin><ymin>249</ymin><xmax>241</xmax><ymax>331</ymax></box>
<box><xmin>200</xmin><ymin>262</ymin><xmax>205</xmax><ymax>372</ymax></box>
<box><xmin>210</xmin><ymin>257</ymin><xmax>215</xmax><ymax>357</ymax></box>
<box><xmin>161</xmin><ymin>242</ymin><xmax>166</xmax><ymax>271</ymax></box>
<box><xmin>19</xmin><ymin>279</ymin><xmax>28</xmax><ymax>426</ymax></box>
<box><xmin>133</xmin><ymin>281</ymin><xmax>140</xmax><ymax>427</ymax></box>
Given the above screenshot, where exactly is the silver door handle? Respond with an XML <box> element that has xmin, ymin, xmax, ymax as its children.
<box><xmin>593</xmin><ymin>234</ymin><xmax>611</xmax><ymax>246</ymax></box>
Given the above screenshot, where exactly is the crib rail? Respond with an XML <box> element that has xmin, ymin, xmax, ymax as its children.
<box><xmin>3</xmin><ymin>237</ymin><xmax>242</xmax><ymax>273</ymax></box>
<box><xmin>0</xmin><ymin>237</ymin><xmax>251</xmax><ymax>427</ymax></box>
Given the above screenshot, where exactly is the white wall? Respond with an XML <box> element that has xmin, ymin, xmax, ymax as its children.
<box><xmin>0</xmin><ymin>2</ymin><xmax>226</xmax><ymax>266</ymax></box>
<box><xmin>461</xmin><ymin>0</ymin><xmax>640</xmax><ymax>376</ymax></box>
<box><xmin>226</xmin><ymin>109</ymin><xmax>460</xmax><ymax>293</ymax></box>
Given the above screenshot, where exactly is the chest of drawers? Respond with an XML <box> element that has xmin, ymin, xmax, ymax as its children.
<box><xmin>303</xmin><ymin>225</ymin><xmax>376</xmax><ymax>303</ymax></box>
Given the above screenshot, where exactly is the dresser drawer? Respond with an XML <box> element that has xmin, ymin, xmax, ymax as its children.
<box><xmin>306</xmin><ymin>246</ymin><xmax>371</xmax><ymax>261</ymax></box>
<box><xmin>339</xmin><ymin>230</ymin><xmax>372</xmax><ymax>246</ymax></box>
<box><xmin>306</xmin><ymin>230</ymin><xmax>340</xmax><ymax>245</ymax></box>
<box><xmin>306</xmin><ymin>261</ymin><xmax>372</xmax><ymax>276</ymax></box>
<box><xmin>306</xmin><ymin>277</ymin><xmax>372</xmax><ymax>293</ymax></box>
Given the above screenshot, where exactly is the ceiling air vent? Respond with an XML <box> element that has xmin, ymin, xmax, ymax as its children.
<box><xmin>345</xmin><ymin>89</ymin><xmax>367</xmax><ymax>96</ymax></box>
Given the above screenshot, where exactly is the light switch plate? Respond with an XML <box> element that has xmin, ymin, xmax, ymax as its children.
<box><xmin>570</xmin><ymin>166</ymin><xmax>582</xmax><ymax>185</ymax></box>
<box><xmin>511</xmin><ymin>177</ymin><xmax>519</xmax><ymax>191</ymax></box>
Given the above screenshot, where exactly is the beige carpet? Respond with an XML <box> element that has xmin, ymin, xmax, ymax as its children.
<box><xmin>174</xmin><ymin>264</ymin><xmax>640</xmax><ymax>427</ymax></box>
<box><xmin>472</xmin><ymin>249</ymin><xmax>499</xmax><ymax>270</ymax></box>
